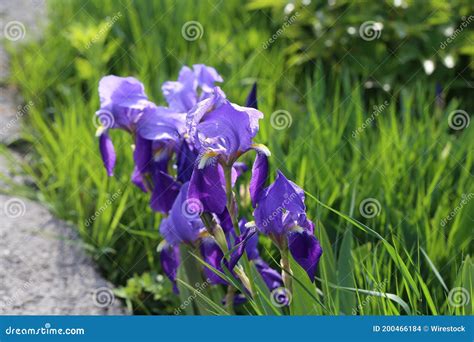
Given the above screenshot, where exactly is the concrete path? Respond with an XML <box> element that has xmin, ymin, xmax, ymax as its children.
<box><xmin>0</xmin><ymin>0</ymin><xmax>124</xmax><ymax>315</ymax></box>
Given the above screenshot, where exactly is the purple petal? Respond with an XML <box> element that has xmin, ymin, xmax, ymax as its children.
<box><xmin>215</xmin><ymin>208</ymin><xmax>234</xmax><ymax>234</ymax></box>
<box><xmin>245</xmin><ymin>83</ymin><xmax>258</xmax><ymax>109</ymax></box>
<box><xmin>193</xmin><ymin>64</ymin><xmax>223</xmax><ymax>94</ymax></box>
<box><xmin>162</xmin><ymin>66</ymin><xmax>197</xmax><ymax>112</ymax></box>
<box><xmin>250</xmin><ymin>152</ymin><xmax>268</xmax><ymax>208</ymax></box>
<box><xmin>150</xmin><ymin>169</ymin><xmax>181</xmax><ymax>213</ymax></box>
<box><xmin>159</xmin><ymin>182</ymin><xmax>202</xmax><ymax>245</ymax></box>
<box><xmin>288</xmin><ymin>230</ymin><xmax>323</xmax><ymax>282</ymax></box>
<box><xmin>233</xmin><ymin>162</ymin><xmax>248</xmax><ymax>177</ymax></box>
<box><xmin>177</xmin><ymin>142</ymin><xmax>198</xmax><ymax>183</ymax></box>
<box><xmin>244</xmin><ymin>226</ymin><xmax>260</xmax><ymax>260</ymax></box>
<box><xmin>200</xmin><ymin>237</ymin><xmax>227</xmax><ymax>285</ymax></box>
<box><xmin>254</xmin><ymin>258</ymin><xmax>283</xmax><ymax>291</ymax></box>
<box><xmin>196</xmin><ymin>101</ymin><xmax>255</xmax><ymax>158</ymax></box>
<box><xmin>228</xmin><ymin>227</ymin><xmax>257</xmax><ymax>270</ymax></box>
<box><xmin>161</xmin><ymin>244</ymin><xmax>180</xmax><ymax>294</ymax></box>
<box><xmin>188</xmin><ymin>163</ymin><xmax>226</xmax><ymax>214</ymax></box>
<box><xmin>131</xmin><ymin>166</ymin><xmax>147</xmax><ymax>192</ymax></box>
<box><xmin>98</xmin><ymin>75</ymin><xmax>150</xmax><ymax>131</ymax></box>
<box><xmin>134</xmin><ymin>134</ymin><xmax>152</xmax><ymax>174</ymax></box>
<box><xmin>99</xmin><ymin>133</ymin><xmax>116</xmax><ymax>176</ymax></box>
<box><xmin>137</xmin><ymin>106</ymin><xmax>185</xmax><ymax>142</ymax></box>
<box><xmin>254</xmin><ymin>170</ymin><xmax>306</xmax><ymax>236</ymax></box>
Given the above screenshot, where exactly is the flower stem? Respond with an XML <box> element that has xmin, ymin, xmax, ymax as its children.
<box><xmin>225</xmin><ymin>285</ymin><xmax>235</xmax><ymax>314</ymax></box>
<box><xmin>223</xmin><ymin>165</ymin><xmax>255</xmax><ymax>297</ymax></box>
<box><xmin>223</xmin><ymin>165</ymin><xmax>241</xmax><ymax>237</ymax></box>
<box><xmin>280</xmin><ymin>242</ymin><xmax>293</xmax><ymax>294</ymax></box>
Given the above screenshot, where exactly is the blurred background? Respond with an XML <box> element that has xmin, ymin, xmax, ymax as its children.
<box><xmin>2</xmin><ymin>0</ymin><xmax>473</xmax><ymax>315</ymax></box>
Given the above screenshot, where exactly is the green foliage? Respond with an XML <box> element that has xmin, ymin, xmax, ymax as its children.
<box><xmin>248</xmin><ymin>0</ymin><xmax>474</xmax><ymax>102</ymax></box>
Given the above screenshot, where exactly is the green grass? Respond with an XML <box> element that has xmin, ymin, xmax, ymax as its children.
<box><xmin>5</xmin><ymin>0</ymin><xmax>473</xmax><ymax>315</ymax></box>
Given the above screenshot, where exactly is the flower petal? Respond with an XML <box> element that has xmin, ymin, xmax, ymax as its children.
<box><xmin>159</xmin><ymin>182</ymin><xmax>202</xmax><ymax>244</ymax></box>
<box><xmin>250</xmin><ymin>151</ymin><xmax>268</xmax><ymax>208</ymax></box>
<box><xmin>177</xmin><ymin>142</ymin><xmax>198</xmax><ymax>183</ymax></box>
<box><xmin>254</xmin><ymin>170</ymin><xmax>306</xmax><ymax>236</ymax></box>
<box><xmin>137</xmin><ymin>106</ymin><xmax>184</xmax><ymax>142</ymax></box>
<box><xmin>99</xmin><ymin>133</ymin><xmax>116</xmax><ymax>176</ymax></box>
<box><xmin>193</xmin><ymin>64</ymin><xmax>223</xmax><ymax>94</ymax></box>
<box><xmin>245</xmin><ymin>83</ymin><xmax>258</xmax><ymax>109</ymax></box>
<box><xmin>150</xmin><ymin>169</ymin><xmax>181</xmax><ymax>213</ymax></box>
<box><xmin>162</xmin><ymin>66</ymin><xmax>197</xmax><ymax>112</ymax></box>
<box><xmin>254</xmin><ymin>258</ymin><xmax>283</xmax><ymax>291</ymax></box>
<box><xmin>288</xmin><ymin>230</ymin><xmax>322</xmax><ymax>282</ymax></box>
<box><xmin>160</xmin><ymin>244</ymin><xmax>180</xmax><ymax>294</ymax></box>
<box><xmin>228</xmin><ymin>227</ymin><xmax>257</xmax><ymax>270</ymax></box>
<box><xmin>131</xmin><ymin>166</ymin><xmax>147</xmax><ymax>192</ymax></box>
<box><xmin>200</xmin><ymin>237</ymin><xmax>227</xmax><ymax>285</ymax></box>
<box><xmin>98</xmin><ymin>75</ymin><xmax>150</xmax><ymax>131</ymax></box>
<box><xmin>188</xmin><ymin>163</ymin><xmax>226</xmax><ymax>214</ymax></box>
<box><xmin>134</xmin><ymin>134</ymin><xmax>152</xmax><ymax>174</ymax></box>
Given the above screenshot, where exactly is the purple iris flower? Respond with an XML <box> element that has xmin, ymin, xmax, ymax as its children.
<box><xmin>129</xmin><ymin>65</ymin><xmax>223</xmax><ymax>211</ymax></box>
<box><xmin>200</xmin><ymin>220</ymin><xmax>283</xmax><ymax>297</ymax></box>
<box><xmin>96</xmin><ymin>76</ymin><xmax>154</xmax><ymax>176</ymax></box>
<box><xmin>162</xmin><ymin>64</ymin><xmax>223</xmax><ymax>113</ymax></box>
<box><xmin>186</xmin><ymin>86</ymin><xmax>264</xmax><ymax>166</ymax></box>
<box><xmin>160</xmin><ymin>182</ymin><xmax>204</xmax><ymax>246</ymax></box>
<box><xmin>186</xmin><ymin>85</ymin><xmax>267</xmax><ymax>214</ymax></box>
<box><xmin>254</xmin><ymin>170</ymin><xmax>322</xmax><ymax>282</ymax></box>
<box><xmin>159</xmin><ymin>182</ymin><xmax>206</xmax><ymax>290</ymax></box>
<box><xmin>160</xmin><ymin>244</ymin><xmax>180</xmax><ymax>294</ymax></box>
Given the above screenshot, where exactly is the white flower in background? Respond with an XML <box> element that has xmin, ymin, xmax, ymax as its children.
<box><xmin>423</xmin><ymin>60</ymin><xmax>435</xmax><ymax>75</ymax></box>
<box><xmin>444</xmin><ymin>26</ymin><xmax>454</xmax><ymax>37</ymax></box>
<box><xmin>347</xmin><ymin>26</ymin><xmax>356</xmax><ymax>35</ymax></box>
<box><xmin>393</xmin><ymin>0</ymin><xmax>408</xmax><ymax>8</ymax></box>
<box><xmin>443</xmin><ymin>55</ymin><xmax>455</xmax><ymax>69</ymax></box>
<box><xmin>284</xmin><ymin>3</ymin><xmax>295</xmax><ymax>15</ymax></box>
<box><xmin>364</xmin><ymin>80</ymin><xmax>374</xmax><ymax>89</ymax></box>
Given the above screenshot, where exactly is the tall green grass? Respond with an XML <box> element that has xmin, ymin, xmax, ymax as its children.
<box><xmin>6</xmin><ymin>0</ymin><xmax>472</xmax><ymax>315</ymax></box>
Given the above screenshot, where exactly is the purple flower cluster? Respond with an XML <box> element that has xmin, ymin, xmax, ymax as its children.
<box><xmin>95</xmin><ymin>64</ymin><xmax>322</xmax><ymax>305</ymax></box>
